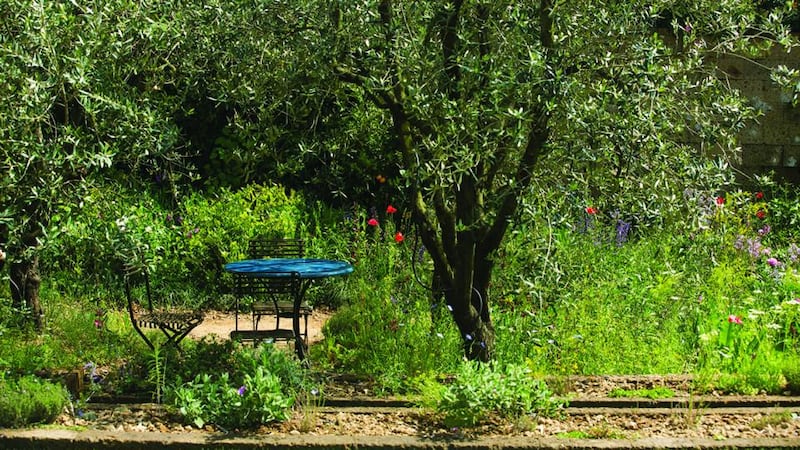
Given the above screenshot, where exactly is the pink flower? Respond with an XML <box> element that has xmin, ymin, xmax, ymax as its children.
<box><xmin>585</xmin><ymin>206</ymin><xmax>598</xmax><ymax>215</ymax></box>
<box><xmin>716</xmin><ymin>196</ymin><xmax>725</xmax><ymax>206</ymax></box>
<box><xmin>767</xmin><ymin>257</ymin><xmax>779</xmax><ymax>267</ymax></box>
<box><xmin>727</xmin><ymin>314</ymin><xmax>743</xmax><ymax>325</ymax></box>
<box><xmin>367</xmin><ymin>218</ymin><xmax>379</xmax><ymax>227</ymax></box>
<box><xmin>394</xmin><ymin>232</ymin><xmax>404</xmax><ymax>243</ymax></box>
<box><xmin>386</xmin><ymin>205</ymin><xmax>397</xmax><ymax>214</ymax></box>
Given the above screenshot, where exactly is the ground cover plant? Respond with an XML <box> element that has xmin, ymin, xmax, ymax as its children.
<box><xmin>0</xmin><ymin>375</ymin><xmax>70</xmax><ymax>427</ymax></box>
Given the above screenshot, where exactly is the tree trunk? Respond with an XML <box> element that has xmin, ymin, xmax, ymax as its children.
<box><xmin>444</xmin><ymin>289</ymin><xmax>495</xmax><ymax>362</ymax></box>
<box><xmin>10</xmin><ymin>253</ymin><xmax>44</xmax><ymax>332</ymax></box>
<box><xmin>440</xmin><ymin>266</ymin><xmax>495</xmax><ymax>362</ymax></box>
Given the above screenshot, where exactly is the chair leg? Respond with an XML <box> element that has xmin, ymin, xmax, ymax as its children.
<box><xmin>132</xmin><ymin>321</ymin><xmax>156</xmax><ymax>351</ymax></box>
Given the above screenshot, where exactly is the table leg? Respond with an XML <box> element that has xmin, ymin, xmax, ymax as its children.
<box><xmin>294</xmin><ymin>280</ymin><xmax>312</xmax><ymax>360</ymax></box>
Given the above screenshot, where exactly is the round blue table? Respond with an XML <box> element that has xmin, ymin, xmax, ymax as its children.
<box><xmin>224</xmin><ymin>258</ymin><xmax>354</xmax><ymax>278</ymax></box>
<box><xmin>224</xmin><ymin>258</ymin><xmax>353</xmax><ymax>359</ymax></box>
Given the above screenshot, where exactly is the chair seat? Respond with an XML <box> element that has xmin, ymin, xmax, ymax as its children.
<box><xmin>252</xmin><ymin>301</ymin><xmax>312</xmax><ymax>316</ymax></box>
<box><xmin>137</xmin><ymin>310</ymin><xmax>204</xmax><ymax>331</ymax></box>
<box><xmin>230</xmin><ymin>329</ymin><xmax>296</xmax><ymax>342</ymax></box>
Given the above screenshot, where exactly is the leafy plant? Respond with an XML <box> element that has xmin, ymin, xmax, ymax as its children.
<box><xmin>173</xmin><ymin>367</ymin><xmax>293</xmax><ymax>429</ymax></box>
<box><xmin>557</xmin><ymin>424</ymin><xmax>628</xmax><ymax>440</ymax></box>
<box><xmin>608</xmin><ymin>387</ymin><xmax>676</xmax><ymax>399</ymax></box>
<box><xmin>146</xmin><ymin>346</ymin><xmax>168</xmax><ymax>404</ymax></box>
<box><xmin>750</xmin><ymin>411</ymin><xmax>794</xmax><ymax>430</ymax></box>
<box><xmin>171</xmin><ymin>344</ymin><xmax>305</xmax><ymax>429</ymax></box>
<box><xmin>0</xmin><ymin>375</ymin><xmax>70</xmax><ymax>427</ymax></box>
<box><xmin>436</xmin><ymin>362</ymin><xmax>563</xmax><ymax>428</ymax></box>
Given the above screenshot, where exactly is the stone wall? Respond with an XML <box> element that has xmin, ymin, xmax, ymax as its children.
<box><xmin>716</xmin><ymin>48</ymin><xmax>800</xmax><ymax>182</ymax></box>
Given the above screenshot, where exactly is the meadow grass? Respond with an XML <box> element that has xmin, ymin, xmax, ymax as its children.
<box><xmin>1</xmin><ymin>185</ymin><xmax>799</xmax><ymax>402</ymax></box>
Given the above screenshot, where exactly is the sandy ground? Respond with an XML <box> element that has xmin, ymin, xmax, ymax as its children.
<box><xmin>187</xmin><ymin>309</ymin><xmax>332</xmax><ymax>343</ymax></box>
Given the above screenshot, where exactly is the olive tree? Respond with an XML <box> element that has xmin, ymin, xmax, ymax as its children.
<box><xmin>0</xmin><ymin>1</ymin><xmax>191</xmax><ymax>329</ymax></box>
<box><xmin>310</xmin><ymin>0</ymin><xmax>795</xmax><ymax>361</ymax></box>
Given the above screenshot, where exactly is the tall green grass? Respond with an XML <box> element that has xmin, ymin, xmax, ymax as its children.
<box><xmin>2</xmin><ymin>183</ymin><xmax>799</xmax><ymax>398</ymax></box>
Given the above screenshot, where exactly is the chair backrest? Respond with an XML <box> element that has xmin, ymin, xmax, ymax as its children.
<box><xmin>248</xmin><ymin>238</ymin><xmax>304</xmax><ymax>259</ymax></box>
<box><xmin>124</xmin><ymin>267</ymin><xmax>155</xmax><ymax>313</ymax></box>
<box><xmin>232</xmin><ymin>271</ymin><xmax>301</xmax><ymax>299</ymax></box>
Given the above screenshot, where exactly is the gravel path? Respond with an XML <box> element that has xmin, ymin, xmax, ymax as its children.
<box><xmin>55</xmin><ymin>375</ymin><xmax>800</xmax><ymax>441</ymax></box>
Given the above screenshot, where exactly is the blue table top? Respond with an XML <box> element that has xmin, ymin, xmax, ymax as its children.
<box><xmin>224</xmin><ymin>258</ymin><xmax>354</xmax><ymax>279</ymax></box>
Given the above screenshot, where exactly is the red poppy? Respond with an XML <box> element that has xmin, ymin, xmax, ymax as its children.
<box><xmin>394</xmin><ymin>232</ymin><xmax>404</xmax><ymax>243</ymax></box>
<box><xmin>755</xmin><ymin>191</ymin><xmax>764</xmax><ymax>200</ymax></box>
<box><xmin>756</xmin><ymin>210</ymin><xmax>766</xmax><ymax>220</ymax></box>
<box><xmin>386</xmin><ymin>205</ymin><xmax>397</xmax><ymax>214</ymax></box>
<box><xmin>716</xmin><ymin>196</ymin><xmax>725</xmax><ymax>206</ymax></box>
<box><xmin>368</xmin><ymin>218</ymin><xmax>379</xmax><ymax>227</ymax></box>
<box><xmin>585</xmin><ymin>206</ymin><xmax>598</xmax><ymax>215</ymax></box>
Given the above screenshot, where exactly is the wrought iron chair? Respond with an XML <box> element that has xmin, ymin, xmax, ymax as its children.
<box><xmin>124</xmin><ymin>268</ymin><xmax>204</xmax><ymax>351</ymax></box>
<box><xmin>248</xmin><ymin>237</ymin><xmax>305</xmax><ymax>259</ymax></box>
<box><xmin>246</xmin><ymin>238</ymin><xmax>312</xmax><ymax>342</ymax></box>
<box><xmin>230</xmin><ymin>271</ymin><xmax>305</xmax><ymax>347</ymax></box>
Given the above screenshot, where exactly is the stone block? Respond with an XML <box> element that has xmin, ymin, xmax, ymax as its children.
<box><xmin>783</xmin><ymin>145</ymin><xmax>800</xmax><ymax>168</ymax></box>
<box><xmin>760</xmin><ymin>117</ymin><xmax>800</xmax><ymax>145</ymax></box>
<box><xmin>741</xmin><ymin>144</ymin><xmax>783</xmax><ymax>167</ymax></box>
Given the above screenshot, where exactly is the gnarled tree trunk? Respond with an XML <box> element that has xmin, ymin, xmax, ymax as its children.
<box><xmin>10</xmin><ymin>253</ymin><xmax>44</xmax><ymax>332</ymax></box>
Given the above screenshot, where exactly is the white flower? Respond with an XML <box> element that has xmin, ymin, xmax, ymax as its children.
<box><xmin>115</xmin><ymin>217</ymin><xmax>128</xmax><ymax>231</ymax></box>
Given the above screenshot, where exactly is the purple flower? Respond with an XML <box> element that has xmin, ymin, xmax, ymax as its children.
<box><xmin>767</xmin><ymin>257</ymin><xmax>780</xmax><ymax>267</ymax></box>
<box><xmin>615</xmin><ymin>219</ymin><xmax>631</xmax><ymax>246</ymax></box>
<box><xmin>237</xmin><ymin>385</ymin><xmax>246</xmax><ymax>396</ymax></box>
<box><xmin>788</xmin><ymin>243</ymin><xmax>800</xmax><ymax>264</ymax></box>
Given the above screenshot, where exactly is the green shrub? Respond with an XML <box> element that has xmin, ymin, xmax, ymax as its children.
<box><xmin>608</xmin><ymin>387</ymin><xmax>675</xmax><ymax>399</ymax></box>
<box><xmin>173</xmin><ymin>368</ymin><xmax>293</xmax><ymax>429</ymax></box>
<box><xmin>436</xmin><ymin>362</ymin><xmax>563</xmax><ymax>428</ymax></box>
<box><xmin>41</xmin><ymin>182</ymin><xmax>307</xmax><ymax>308</ymax></box>
<box><xmin>781</xmin><ymin>359</ymin><xmax>800</xmax><ymax>394</ymax></box>
<box><xmin>171</xmin><ymin>345</ymin><xmax>305</xmax><ymax>429</ymax></box>
<box><xmin>0</xmin><ymin>375</ymin><xmax>70</xmax><ymax>427</ymax></box>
